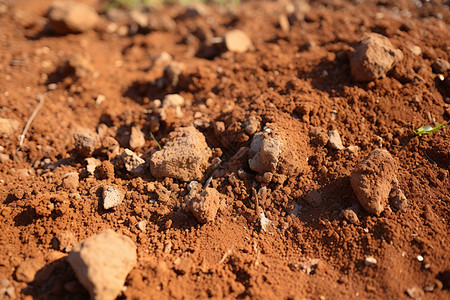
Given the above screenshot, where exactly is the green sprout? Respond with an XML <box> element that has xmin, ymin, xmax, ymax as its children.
<box><xmin>413</xmin><ymin>123</ymin><xmax>445</xmax><ymax>135</ymax></box>
<box><xmin>150</xmin><ymin>132</ymin><xmax>162</xmax><ymax>150</ymax></box>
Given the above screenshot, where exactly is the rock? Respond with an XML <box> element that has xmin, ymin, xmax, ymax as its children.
<box><xmin>0</xmin><ymin>153</ymin><xmax>10</xmax><ymax>163</ymax></box>
<box><xmin>346</xmin><ymin>145</ymin><xmax>359</xmax><ymax>154</ymax></box>
<box><xmin>406</xmin><ymin>286</ymin><xmax>425</xmax><ymax>300</ymax></box>
<box><xmin>119</xmin><ymin>148</ymin><xmax>145</xmax><ymax>173</ymax></box>
<box><xmin>129</xmin><ymin>126</ymin><xmax>145</xmax><ymax>149</ymax></box>
<box><xmin>224</xmin><ymin>29</ymin><xmax>252</xmax><ymax>53</ymax></box>
<box><xmin>304</xmin><ymin>190</ymin><xmax>323</xmax><ymax>207</ymax></box>
<box><xmin>408</xmin><ymin>45</ymin><xmax>422</xmax><ymax>56</ymax></box>
<box><xmin>47</xmin><ymin>1</ymin><xmax>99</xmax><ymax>34</ymax></box>
<box><xmin>101</xmin><ymin>136</ymin><xmax>120</xmax><ymax>159</ymax></box>
<box><xmin>328</xmin><ymin>129</ymin><xmax>344</xmax><ymax>150</ymax></box>
<box><xmin>73</xmin><ymin>128</ymin><xmax>100</xmax><ymax>157</ymax></box>
<box><xmin>62</xmin><ymin>172</ymin><xmax>79</xmax><ymax>190</ymax></box>
<box><xmin>431</xmin><ymin>58</ymin><xmax>450</xmax><ymax>74</ymax></box>
<box><xmin>0</xmin><ymin>118</ymin><xmax>19</xmax><ymax>137</ymax></box>
<box><xmin>86</xmin><ymin>158</ymin><xmax>101</xmax><ymax>176</ymax></box>
<box><xmin>243</xmin><ymin>115</ymin><xmax>260</xmax><ymax>136</ymax></box>
<box><xmin>279</xmin><ymin>14</ymin><xmax>290</xmax><ymax>32</ymax></box>
<box><xmin>341</xmin><ymin>208</ymin><xmax>360</xmax><ymax>225</ymax></box>
<box><xmin>160</xmin><ymin>94</ymin><xmax>184</xmax><ymax>121</ymax></box>
<box><xmin>248</xmin><ymin>133</ymin><xmax>282</xmax><ymax>173</ymax></box>
<box><xmin>187</xmin><ymin>185</ymin><xmax>220</xmax><ymax>223</ymax></box>
<box><xmin>350</xmin><ymin>33</ymin><xmax>403</xmax><ymax>82</ymax></box>
<box><xmin>55</xmin><ymin>230</ymin><xmax>77</xmax><ymax>252</ymax></box>
<box><xmin>309</xmin><ymin>127</ymin><xmax>328</xmax><ymax>147</ymax></box>
<box><xmin>67</xmin><ymin>230</ymin><xmax>137</xmax><ymax>300</ymax></box>
<box><xmin>65</xmin><ymin>54</ymin><xmax>94</xmax><ymax>78</ymax></box>
<box><xmin>15</xmin><ymin>258</ymin><xmax>45</xmax><ymax>283</ymax></box>
<box><xmin>163</xmin><ymin>62</ymin><xmax>186</xmax><ymax>87</ymax></box>
<box><xmin>389</xmin><ymin>179</ymin><xmax>408</xmax><ymax>211</ymax></box>
<box><xmin>0</xmin><ymin>279</ymin><xmax>15</xmax><ymax>298</ymax></box>
<box><xmin>259</xmin><ymin>212</ymin><xmax>272</xmax><ymax>232</ymax></box>
<box><xmin>102</xmin><ymin>185</ymin><xmax>124</xmax><ymax>210</ymax></box>
<box><xmin>364</xmin><ymin>256</ymin><xmax>377</xmax><ymax>266</ymax></box>
<box><xmin>150</xmin><ymin>126</ymin><xmax>212</xmax><ymax>181</ymax></box>
<box><xmin>256</xmin><ymin>172</ymin><xmax>273</xmax><ymax>184</ymax></box>
<box><xmin>350</xmin><ymin>149</ymin><xmax>400</xmax><ymax>215</ymax></box>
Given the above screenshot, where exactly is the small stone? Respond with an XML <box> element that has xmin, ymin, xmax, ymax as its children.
<box><xmin>67</xmin><ymin>230</ymin><xmax>137</xmax><ymax>300</ymax></box>
<box><xmin>62</xmin><ymin>172</ymin><xmax>79</xmax><ymax>190</ymax></box>
<box><xmin>187</xmin><ymin>186</ymin><xmax>220</xmax><ymax>223</ymax></box>
<box><xmin>150</xmin><ymin>127</ymin><xmax>212</xmax><ymax>181</ymax></box>
<box><xmin>129</xmin><ymin>10</ymin><xmax>148</xmax><ymax>28</ymax></box>
<box><xmin>120</xmin><ymin>149</ymin><xmax>145</xmax><ymax>173</ymax></box>
<box><xmin>341</xmin><ymin>208</ymin><xmax>360</xmax><ymax>225</ymax></box>
<box><xmin>431</xmin><ymin>58</ymin><xmax>450</xmax><ymax>74</ymax></box>
<box><xmin>47</xmin><ymin>1</ymin><xmax>99</xmax><ymax>34</ymax></box>
<box><xmin>160</xmin><ymin>94</ymin><xmax>184</xmax><ymax>121</ymax></box>
<box><xmin>0</xmin><ymin>279</ymin><xmax>15</xmax><ymax>298</ymax></box>
<box><xmin>328</xmin><ymin>129</ymin><xmax>345</xmax><ymax>150</ymax></box>
<box><xmin>0</xmin><ymin>153</ymin><xmax>10</xmax><ymax>163</ymax></box>
<box><xmin>73</xmin><ymin>128</ymin><xmax>100</xmax><ymax>157</ymax></box>
<box><xmin>85</xmin><ymin>157</ymin><xmax>101</xmax><ymax>176</ymax></box>
<box><xmin>351</xmin><ymin>149</ymin><xmax>399</xmax><ymax>215</ymax></box>
<box><xmin>102</xmin><ymin>185</ymin><xmax>124</xmax><ymax>210</ymax></box>
<box><xmin>364</xmin><ymin>256</ymin><xmax>377</xmax><ymax>266</ymax></box>
<box><xmin>304</xmin><ymin>190</ymin><xmax>323</xmax><ymax>207</ymax></box>
<box><xmin>350</xmin><ymin>33</ymin><xmax>403</xmax><ymax>82</ymax></box>
<box><xmin>15</xmin><ymin>258</ymin><xmax>45</xmax><ymax>283</ymax></box>
<box><xmin>137</xmin><ymin>220</ymin><xmax>147</xmax><ymax>232</ymax></box>
<box><xmin>347</xmin><ymin>145</ymin><xmax>359</xmax><ymax>154</ymax></box>
<box><xmin>55</xmin><ymin>230</ymin><xmax>77</xmax><ymax>252</ymax></box>
<box><xmin>129</xmin><ymin>126</ymin><xmax>145</xmax><ymax>149</ymax></box>
<box><xmin>248</xmin><ymin>133</ymin><xmax>282</xmax><ymax>173</ymax></box>
<box><xmin>152</xmin><ymin>51</ymin><xmax>172</xmax><ymax>66</ymax></box>
<box><xmin>408</xmin><ymin>45</ymin><xmax>422</xmax><ymax>56</ymax></box>
<box><xmin>244</xmin><ymin>115</ymin><xmax>260</xmax><ymax>136</ymax></box>
<box><xmin>101</xmin><ymin>136</ymin><xmax>120</xmax><ymax>159</ymax></box>
<box><xmin>256</xmin><ymin>172</ymin><xmax>273</xmax><ymax>184</ymax></box>
<box><xmin>163</xmin><ymin>62</ymin><xmax>186</xmax><ymax>87</ymax></box>
<box><xmin>406</xmin><ymin>286</ymin><xmax>425</xmax><ymax>300</ymax></box>
<box><xmin>65</xmin><ymin>54</ymin><xmax>94</xmax><ymax>78</ymax></box>
<box><xmin>224</xmin><ymin>29</ymin><xmax>253</xmax><ymax>53</ymax></box>
<box><xmin>0</xmin><ymin>118</ymin><xmax>19</xmax><ymax>137</ymax></box>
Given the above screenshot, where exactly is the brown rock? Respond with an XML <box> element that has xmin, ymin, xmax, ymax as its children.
<box><xmin>129</xmin><ymin>126</ymin><xmax>145</xmax><ymax>149</ymax></box>
<box><xmin>150</xmin><ymin>126</ymin><xmax>212</xmax><ymax>181</ymax></box>
<box><xmin>188</xmin><ymin>187</ymin><xmax>220</xmax><ymax>223</ymax></box>
<box><xmin>95</xmin><ymin>161</ymin><xmax>115</xmax><ymax>180</ymax></box>
<box><xmin>65</xmin><ymin>54</ymin><xmax>94</xmax><ymax>78</ymax></box>
<box><xmin>73</xmin><ymin>128</ymin><xmax>100</xmax><ymax>157</ymax></box>
<box><xmin>47</xmin><ymin>1</ymin><xmax>99</xmax><ymax>34</ymax></box>
<box><xmin>0</xmin><ymin>118</ymin><xmax>19</xmax><ymax>137</ymax></box>
<box><xmin>328</xmin><ymin>129</ymin><xmax>345</xmax><ymax>150</ymax></box>
<box><xmin>341</xmin><ymin>208</ymin><xmax>360</xmax><ymax>225</ymax></box>
<box><xmin>15</xmin><ymin>258</ymin><xmax>45</xmax><ymax>283</ymax></box>
<box><xmin>350</xmin><ymin>149</ymin><xmax>398</xmax><ymax>215</ymax></box>
<box><xmin>431</xmin><ymin>58</ymin><xmax>450</xmax><ymax>74</ymax></box>
<box><xmin>249</xmin><ymin>133</ymin><xmax>282</xmax><ymax>173</ymax></box>
<box><xmin>350</xmin><ymin>33</ymin><xmax>403</xmax><ymax>82</ymax></box>
<box><xmin>67</xmin><ymin>230</ymin><xmax>137</xmax><ymax>300</ymax></box>
<box><xmin>55</xmin><ymin>230</ymin><xmax>77</xmax><ymax>252</ymax></box>
<box><xmin>102</xmin><ymin>185</ymin><xmax>124</xmax><ymax>210</ymax></box>
<box><xmin>120</xmin><ymin>149</ymin><xmax>145</xmax><ymax>173</ymax></box>
<box><xmin>62</xmin><ymin>172</ymin><xmax>79</xmax><ymax>190</ymax></box>
<box><xmin>224</xmin><ymin>29</ymin><xmax>252</xmax><ymax>53</ymax></box>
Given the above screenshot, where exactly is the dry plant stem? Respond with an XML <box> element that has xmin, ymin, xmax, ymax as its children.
<box><xmin>19</xmin><ymin>95</ymin><xmax>45</xmax><ymax>149</ymax></box>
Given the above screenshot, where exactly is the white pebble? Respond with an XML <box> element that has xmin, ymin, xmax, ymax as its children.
<box><xmin>364</xmin><ymin>256</ymin><xmax>377</xmax><ymax>266</ymax></box>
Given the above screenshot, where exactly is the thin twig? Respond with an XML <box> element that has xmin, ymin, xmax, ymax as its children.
<box><xmin>19</xmin><ymin>95</ymin><xmax>44</xmax><ymax>149</ymax></box>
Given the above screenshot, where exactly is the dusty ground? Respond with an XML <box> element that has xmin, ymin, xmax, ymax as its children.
<box><xmin>0</xmin><ymin>0</ymin><xmax>449</xmax><ymax>299</ymax></box>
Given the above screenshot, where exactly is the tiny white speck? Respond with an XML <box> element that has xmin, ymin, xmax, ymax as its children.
<box><xmin>417</xmin><ymin>255</ymin><xmax>424</xmax><ymax>262</ymax></box>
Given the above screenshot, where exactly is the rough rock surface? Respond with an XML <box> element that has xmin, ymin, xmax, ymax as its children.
<box><xmin>14</xmin><ymin>259</ymin><xmax>45</xmax><ymax>283</ymax></box>
<box><xmin>150</xmin><ymin>126</ymin><xmax>212</xmax><ymax>181</ymax></box>
<box><xmin>119</xmin><ymin>149</ymin><xmax>145</xmax><ymax>173</ymax></box>
<box><xmin>47</xmin><ymin>1</ymin><xmax>99</xmax><ymax>34</ymax></box>
<box><xmin>350</xmin><ymin>149</ymin><xmax>401</xmax><ymax>215</ymax></box>
<box><xmin>328</xmin><ymin>129</ymin><xmax>344</xmax><ymax>150</ymax></box>
<box><xmin>102</xmin><ymin>185</ymin><xmax>124</xmax><ymax>210</ymax></box>
<box><xmin>187</xmin><ymin>185</ymin><xmax>220</xmax><ymax>223</ymax></box>
<box><xmin>350</xmin><ymin>33</ymin><xmax>403</xmax><ymax>82</ymax></box>
<box><xmin>248</xmin><ymin>132</ymin><xmax>282</xmax><ymax>173</ymax></box>
<box><xmin>129</xmin><ymin>126</ymin><xmax>145</xmax><ymax>149</ymax></box>
<box><xmin>73</xmin><ymin>128</ymin><xmax>100</xmax><ymax>157</ymax></box>
<box><xmin>67</xmin><ymin>230</ymin><xmax>137</xmax><ymax>300</ymax></box>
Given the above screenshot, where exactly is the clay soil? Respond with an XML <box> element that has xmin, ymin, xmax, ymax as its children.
<box><xmin>1</xmin><ymin>0</ymin><xmax>449</xmax><ymax>299</ymax></box>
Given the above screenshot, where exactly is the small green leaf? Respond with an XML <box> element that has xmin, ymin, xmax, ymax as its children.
<box><xmin>413</xmin><ymin>123</ymin><xmax>445</xmax><ymax>135</ymax></box>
